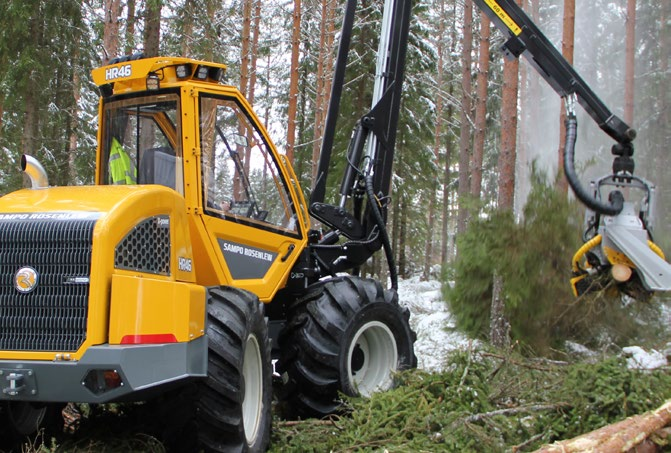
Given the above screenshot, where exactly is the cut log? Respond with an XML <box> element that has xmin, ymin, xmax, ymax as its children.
<box><xmin>534</xmin><ymin>399</ymin><xmax>671</xmax><ymax>452</ymax></box>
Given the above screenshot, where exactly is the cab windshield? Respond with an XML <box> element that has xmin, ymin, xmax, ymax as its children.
<box><xmin>100</xmin><ymin>93</ymin><xmax>182</xmax><ymax>194</ymax></box>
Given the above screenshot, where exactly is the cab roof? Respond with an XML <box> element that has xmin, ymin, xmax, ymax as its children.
<box><xmin>91</xmin><ymin>56</ymin><xmax>228</xmax><ymax>97</ymax></box>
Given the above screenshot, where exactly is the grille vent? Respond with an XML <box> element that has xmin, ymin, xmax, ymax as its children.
<box><xmin>115</xmin><ymin>215</ymin><xmax>171</xmax><ymax>275</ymax></box>
<box><xmin>0</xmin><ymin>216</ymin><xmax>96</xmax><ymax>351</ymax></box>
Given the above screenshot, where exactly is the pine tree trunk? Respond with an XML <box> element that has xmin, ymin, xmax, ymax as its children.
<box><xmin>68</xmin><ymin>53</ymin><xmax>80</xmax><ymax>183</ymax></box>
<box><xmin>103</xmin><ymin>0</ymin><xmax>121</xmax><ymax>63</ymax></box>
<box><xmin>311</xmin><ymin>0</ymin><xmax>333</xmax><ymax>182</ymax></box>
<box><xmin>240</xmin><ymin>0</ymin><xmax>252</xmax><ymax>98</ymax></box>
<box><xmin>441</xmin><ymin>139</ymin><xmax>452</xmax><ymax>264</ymax></box>
<box><xmin>490</xmin><ymin>0</ymin><xmax>521</xmax><ymax>348</ymax></box>
<box><xmin>143</xmin><ymin>0</ymin><xmax>161</xmax><ymax>57</ymax></box>
<box><xmin>517</xmin><ymin>0</ymin><xmax>528</xmax><ymax>209</ymax></box>
<box><xmin>457</xmin><ymin>0</ymin><xmax>474</xmax><ymax>236</ymax></box>
<box><xmin>180</xmin><ymin>0</ymin><xmax>195</xmax><ymax>56</ymax></box>
<box><xmin>0</xmin><ymin>96</ymin><xmax>4</xmax><ymax>142</ymax></box>
<box><xmin>471</xmin><ymin>12</ymin><xmax>490</xmax><ymax>199</ymax></box>
<box><xmin>441</xmin><ymin>1</ymin><xmax>458</xmax><ymax>264</ymax></box>
<box><xmin>286</xmin><ymin>0</ymin><xmax>302</xmax><ymax>164</ymax></box>
<box><xmin>424</xmin><ymin>0</ymin><xmax>447</xmax><ymax>279</ymax></box>
<box><xmin>398</xmin><ymin>195</ymin><xmax>407</xmax><ymax>278</ymax></box>
<box><xmin>124</xmin><ymin>0</ymin><xmax>137</xmax><ymax>55</ymax></box>
<box><xmin>556</xmin><ymin>0</ymin><xmax>575</xmax><ymax>194</ymax></box>
<box><xmin>624</xmin><ymin>0</ymin><xmax>636</xmax><ymax>125</ymax></box>
<box><xmin>490</xmin><ymin>271</ymin><xmax>510</xmax><ymax>348</ymax></box>
<box><xmin>498</xmin><ymin>51</ymin><xmax>518</xmax><ymax>209</ymax></box>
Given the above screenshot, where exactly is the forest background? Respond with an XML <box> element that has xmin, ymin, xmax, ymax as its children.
<box><xmin>0</xmin><ymin>0</ymin><xmax>668</xmax><ymax>350</ymax></box>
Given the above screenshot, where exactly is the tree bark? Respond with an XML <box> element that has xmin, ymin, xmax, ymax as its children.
<box><xmin>103</xmin><ymin>0</ymin><xmax>121</xmax><ymax>63</ymax></box>
<box><xmin>311</xmin><ymin>0</ymin><xmax>330</xmax><ymax>182</ymax></box>
<box><xmin>498</xmin><ymin>44</ymin><xmax>518</xmax><ymax>209</ymax></box>
<box><xmin>536</xmin><ymin>399</ymin><xmax>671</xmax><ymax>453</ymax></box>
<box><xmin>424</xmin><ymin>0</ymin><xmax>447</xmax><ymax>280</ymax></box>
<box><xmin>143</xmin><ymin>0</ymin><xmax>161</xmax><ymax>57</ymax></box>
<box><xmin>490</xmin><ymin>271</ymin><xmax>510</xmax><ymax>348</ymax></box>
<box><xmin>490</xmin><ymin>0</ymin><xmax>521</xmax><ymax>348</ymax></box>
<box><xmin>124</xmin><ymin>0</ymin><xmax>137</xmax><ymax>55</ymax></box>
<box><xmin>240</xmin><ymin>0</ymin><xmax>252</xmax><ymax>98</ymax></box>
<box><xmin>556</xmin><ymin>0</ymin><xmax>575</xmax><ymax>194</ymax></box>
<box><xmin>471</xmin><ymin>12</ymin><xmax>490</xmax><ymax>199</ymax></box>
<box><xmin>311</xmin><ymin>0</ymin><xmax>336</xmax><ymax>183</ymax></box>
<box><xmin>286</xmin><ymin>0</ymin><xmax>302</xmax><ymax>164</ymax></box>
<box><xmin>180</xmin><ymin>0</ymin><xmax>195</xmax><ymax>56</ymax></box>
<box><xmin>624</xmin><ymin>0</ymin><xmax>636</xmax><ymax>125</ymax></box>
<box><xmin>398</xmin><ymin>195</ymin><xmax>408</xmax><ymax>278</ymax></box>
<box><xmin>68</xmin><ymin>51</ymin><xmax>81</xmax><ymax>183</ymax></box>
<box><xmin>457</xmin><ymin>0</ymin><xmax>474</xmax><ymax>236</ymax></box>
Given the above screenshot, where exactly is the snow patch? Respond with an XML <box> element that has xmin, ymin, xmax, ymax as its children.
<box><xmin>622</xmin><ymin>346</ymin><xmax>668</xmax><ymax>370</ymax></box>
<box><xmin>398</xmin><ymin>276</ymin><xmax>475</xmax><ymax>373</ymax></box>
<box><xmin>398</xmin><ymin>277</ymin><xmax>669</xmax><ymax>373</ymax></box>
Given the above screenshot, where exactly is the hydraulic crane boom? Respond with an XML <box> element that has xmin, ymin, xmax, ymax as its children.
<box><xmin>474</xmin><ymin>0</ymin><xmax>636</xmax><ymax>145</ymax></box>
<box><xmin>304</xmin><ymin>0</ymin><xmax>667</xmax><ymax>296</ymax></box>
<box><xmin>473</xmin><ymin>0</ymin><xmax>638</xmax><ymax>216</ymax></box>
<box><xmin>474</xmin><ymin>0</ymin><xmax>671</xmax><ymax>296</ymax></box>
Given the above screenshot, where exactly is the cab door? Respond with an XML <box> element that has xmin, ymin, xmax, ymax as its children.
<box><xmin>195</xmin><ymin>91</ymin><xmax>307</xmax><ymax>300</ymax></box>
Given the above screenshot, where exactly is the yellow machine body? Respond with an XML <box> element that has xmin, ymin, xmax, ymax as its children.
<box><xmin>0</xmin><ymin>57</ymin><xmax>309</xmax><ymax>401</ymax></box>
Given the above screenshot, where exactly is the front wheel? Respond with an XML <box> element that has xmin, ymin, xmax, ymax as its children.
<box><xmin>197</xmin><ymin>286</ymin><xmax>272</xmax><ymax>452</ymax></box>
<box><xmin>278</xmin><ymin>276</ymin><xmax>416</xmax><ymax>418</ymax></box>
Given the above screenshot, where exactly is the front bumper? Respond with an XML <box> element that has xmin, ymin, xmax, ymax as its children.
<box><xmin>0</xmin><ymin>336</ymin><xmax>207</xmax><ymax>403</ymax></box>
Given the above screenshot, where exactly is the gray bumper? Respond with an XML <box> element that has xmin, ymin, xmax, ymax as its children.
<box><xmin>0</xmin><ymin>336</ymin><xmax>208</xmax><ymax>403</ymax></box>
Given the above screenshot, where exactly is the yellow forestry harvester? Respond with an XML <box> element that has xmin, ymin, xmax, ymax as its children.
<box><xmin>0</xmin><ymin>0</ymin><xmax>666</xmax><ymax>452</ymax></box>
<box><xmin>0</xmin><ymin>51</ymin><xmax>418</xmax><ymax>451</ymax></box>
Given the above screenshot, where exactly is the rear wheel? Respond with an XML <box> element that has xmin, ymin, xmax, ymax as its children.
<box><xmin>278</xmin><ymin>276</ymin><xmax>416</xmax><ymax>418</ymax></box>
<box><xmin>196</xmin><ymin>286</ymin><xmax>272</xmax><ymax>452</ymax></box>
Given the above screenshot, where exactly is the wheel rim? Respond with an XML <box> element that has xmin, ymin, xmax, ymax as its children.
<box><xmin>242</xmin><ymin>334</ymin><xmax>263</xmax><ymax>445</ymax></box>
<box><xmin>346</xmin><ymin>321</ymin><xmax>398</xmax><ymax>397</ymax></box>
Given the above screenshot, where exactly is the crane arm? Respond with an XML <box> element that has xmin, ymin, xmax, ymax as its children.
<box><xmin>473</xmin><ymin>0</ymin><xmax>636</xmax><ymax>145</ymax></box>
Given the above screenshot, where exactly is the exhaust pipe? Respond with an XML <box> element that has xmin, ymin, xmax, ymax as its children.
<box><xmin>21</xmin><ymin>155</ymin><xmax>49</xmax><ymax>189</ymax></box>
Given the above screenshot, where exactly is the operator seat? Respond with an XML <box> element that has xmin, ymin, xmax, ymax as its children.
<box><xmin>139</xmin><ymin>147</ymin><xmax>177</xmax><ymax>190</ymax></box>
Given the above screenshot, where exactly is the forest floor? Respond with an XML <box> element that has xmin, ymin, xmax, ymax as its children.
<box><xmin>8</xmin><ymin>277</ymin><xmax>671</xmax><ymax>453</ymax></box>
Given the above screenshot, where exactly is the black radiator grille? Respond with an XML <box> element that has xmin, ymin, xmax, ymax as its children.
<box><xmin>0</xmin><ymin>216</ymin><xmax>96</xmax><ymax>351</ymax></box>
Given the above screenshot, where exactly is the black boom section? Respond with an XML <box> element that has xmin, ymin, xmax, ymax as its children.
<box><xmin>0</xmin><ymin>216</ymin><xmax>96</xmax><ymax>351</ymax></box>
<box><xmin>473</xmin><ymin>0</ymin><xmax>635</xmax><ymax>145</ymax></box>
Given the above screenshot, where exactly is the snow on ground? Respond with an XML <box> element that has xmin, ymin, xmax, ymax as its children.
<box><xmin>397</xmin><ymin>276</ymin><xmax>668</xmax><ymax>372</ymax></box>
<box><xmin>622</xmin><ymin>346</ymin><xmax>668</xmax><ymax>370</ymax></box>
<box><xmin>397</xmin><ymin>276</ymin><xmax>475</xmax><ymax>373</ymax></box>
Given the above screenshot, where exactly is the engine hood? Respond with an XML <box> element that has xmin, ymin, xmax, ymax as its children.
<box><xmin>0</xmin><ymin>185</ymin><xmax>179</xmax><ymax>217</ymax></box>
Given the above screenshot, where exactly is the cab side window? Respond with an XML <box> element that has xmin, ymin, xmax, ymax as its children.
<box><xmin>200</xmin><ymin>95</ymin><xmax>298</xmax><ymax>233</ymax></box>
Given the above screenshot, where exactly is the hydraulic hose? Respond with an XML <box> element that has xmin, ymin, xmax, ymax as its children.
<box><xmin>365</xmin><ymin>174</ymin><xmax>398</xmax><ymax>291</ymax></box>
<box><xmin>572</xmin><ymin>234</ymin><xmax>602</xmax><ymax>273</ymax></box>
<box><xmin>564</xmin><ymin>112</ymin><xmax>624</xmax><ymax>216</ymax></box>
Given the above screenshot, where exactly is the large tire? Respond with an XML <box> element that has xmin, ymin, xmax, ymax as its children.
<box><xmin>277</xmin><ymin>276</ymin><xmax>416</xmax><ymax>419</ymax></box>
<box><xmin>196</xmin><ymin>286</ymin><xmax>272</xmax><ymax>452</ymax></box>
<box><xmin>0</xmin><ymin>402</ymin><xmax>64</xmax><ymax>450</ymax></box>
